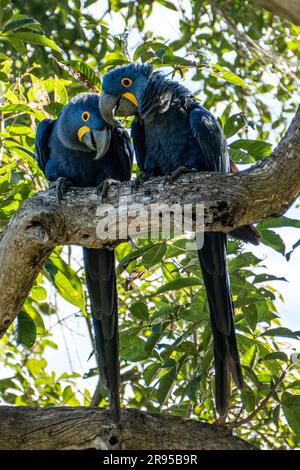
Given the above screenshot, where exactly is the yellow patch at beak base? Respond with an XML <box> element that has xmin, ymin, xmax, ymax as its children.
<box><xmin>122</xmin><ymin>92</ymin><xmax>138</xmax><ymax>107</ymax></box>
<box><xmin>77</xmin><ymin>126</ymin><xmax>91</xmax><ymax>142</ymax></box>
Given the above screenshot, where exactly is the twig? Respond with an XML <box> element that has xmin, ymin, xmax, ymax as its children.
<box><xmin>90</xmin><ymin>376</ymin><xmax>103</xmax><ymax>407</ymax></box>
<box><xmin>0</xmin><ymin>112</ymin><xmax>4</xmax><ymax>163</ymax></box>
<box><xmin>229</xmin><ymin>366</ymin><xmax>289</xmax><ymax>429</ymax></box>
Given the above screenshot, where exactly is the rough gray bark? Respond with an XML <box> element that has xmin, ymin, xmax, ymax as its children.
<box><xmin>0</xmin><ymin>406</ymin><xmax>255</xmax><ymax>450</ymax></box>
<box><xmin>0</xmin><ymin>107</ymin><xmax>299</xmax><ymax>338</ymax></box>
<box><xmin>257</xmin><ymin>0</ymin><xmax>300</xmax><ymax>25</ymax></box>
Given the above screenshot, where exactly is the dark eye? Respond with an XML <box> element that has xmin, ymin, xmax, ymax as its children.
<box><xmin>81</xmin><ymin>111</ymin><xmax>90</xmax><ymax>122</ymax></box>
<box><xmin>121</xmin><ymin>77</ymin><xmax>133</xmax><ymax>88</ymax></box>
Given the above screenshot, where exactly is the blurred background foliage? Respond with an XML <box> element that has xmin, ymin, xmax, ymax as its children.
<box><xmin>0</xmin><ymin>0</ymin><xmax>300</xmax><ymax>449</ymax></box>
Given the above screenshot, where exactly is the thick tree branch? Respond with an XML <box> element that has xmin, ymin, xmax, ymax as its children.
<box><xmin>257</xmin><ymin>0</ymin><xmax>300</xmax><ymax>25</ymax></box>
<box><xmin>0</xmin><ymin>406</ymin><xmax>255</xmax><ymax>450</ymax></box>
<box><xmin>213</xmin><ymin>2</ymin><xmax>299</xmax><ymax>89</ymax></box>
<box><xmin>0</xmin><ymin>107</ymin><xmax>299</xmax><ymax>338</ymax></box>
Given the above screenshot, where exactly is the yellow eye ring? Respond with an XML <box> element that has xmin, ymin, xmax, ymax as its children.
<box><xmin>81</xmin><ymin>111</ymin><xmax>90</xmax><ymax>122</ymax></box>
<box><xmin>121</xmin><ymin>77</ymin><xmax>133</xmax><ymax>88</ymax></box>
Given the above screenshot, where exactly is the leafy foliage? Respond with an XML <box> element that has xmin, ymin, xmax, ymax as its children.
<box><xmin>0</xmin><ymin>0</ymin><xmax>299</xmax><ymax>450</ymax></box>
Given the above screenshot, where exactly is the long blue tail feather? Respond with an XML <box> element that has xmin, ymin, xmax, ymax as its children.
<box><xmin>83</xmin><ymin>247</ymin><xmax>120</xmax><ymax>423</ymax></box>
<box><xmin>197</xmin><ymin>232</ymin><xmax>243</xmax><ymax>416</ymax></box>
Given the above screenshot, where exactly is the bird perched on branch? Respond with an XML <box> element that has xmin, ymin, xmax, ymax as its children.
<box><xmin>99</xmin><ymin>64</ymin><xmax>260</xmax><ymax>417</ymax></box>
<box><xmin>35</xmin><ymin>93</ymin><xmax>133</xmax><ymax>422</ymax></box>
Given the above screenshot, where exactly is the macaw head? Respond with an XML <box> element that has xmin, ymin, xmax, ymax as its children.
<box><xmin>56</xmin><ymin>93</ymin><xmax>111</xmax><ymax>159</ymax></box>
<box><xmin>99</xmin><ymin>63</ymin><xmax>156</xmax><ymax>125</ymax></box>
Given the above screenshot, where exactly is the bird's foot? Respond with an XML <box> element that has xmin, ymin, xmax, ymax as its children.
<box><xmin>97</xmin><ymin>178</ymin><xmax>120</xmax><ymax>204</ymax></box>
<box><xmin>215</xmin><ymin>415</ymin><xmax>227</xmax><ymax>426</ymax></box>
<box><xmin>163</xmin><ymin>166</ymin><xmax>198</xmax><ymax>186</ymax></box>
<box><xmin>49</xmin><ymin>177</ymin><xmax>72</xmax><ymax>204</ymax></box>
<box><xmin>130</xmin><ymin>171</ymin><xmax>151</xmax><ymax>193</ymax></box>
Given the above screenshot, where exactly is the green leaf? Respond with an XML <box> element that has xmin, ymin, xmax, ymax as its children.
<box><xmin>120</xmin><ymin>331</ymin><xmax>147</xmax><ymax>361</ymax></box>
<box><xmin>258</xmin><ymin>216</ymin><xmax>300</xmax><ymax>230</ymax></box>
<box><xmin>0</xmin><ymin>377</ymin><xmax>18</xmax><ymax>392</ymax></box>
<box><xmin>145</xmin><ymin>322</ymin><xmax>168</xmax><ymax>354</ymax></box>
<box><xmin>142</xmin><ymin>242</ymin><xmax>167</xmax><ymax>267</ymax></box>
<box><xmin>157</xmin><ymin>368</ymin><xmax>177</xmax><ymax>406</ymax></box>
<box><xmin>4</xmin><ymin>36</ymin><xmax>26</xmax><ymax>54</ymax></box>
<box><xmin>101</xmin><ymin>52</ymin><xmax>130</xmax><ymax>68</ymax></box>
<box><xmin>242</xmin><ymin>365</ymin><xmax>261</xmax><ymax>389</ymax></box>
<box><xmin>211</xmin><ymin>64</ymin><xmax>248</xmax><ymax>88</ymax></box>
<box><xmin>62</xmin><ymin>385</ymin><xmax>80</xmax><ymax>406</ymax></box>
<box><xmin>43</xmin><ymin>75</ymin><xmax>68</xmax><ymax>105</ymax></box>
<box><xmin>44</xmin><ymin>252</ymin><xmax>86</xmax><ymax>313</ymax></box>
<box><xmin>186</xmin><ymin>376</ymin><xmax>201</xmax><ymax>402</ymax></box>
<box><xmin>162</xmin><ymin>358</ymin><xmax>177</xmax><ymax>368</ymax></box>
<box><xmin>155</xmin><ymin>277</ymin><xmax>201</xmax><ymax>295</ymax></box>
<box><xmin>0</xmin><ymin>57</ymin><xmax>11</xmax><ymax>74</ymax></box>
<box><xmin>2</xmin><ymin>32</ymin><xmax>63</xmax><ymax>53</ymax></box>
<box><xmin>172</xmin><ymin>340</ymin><xmax>198</xmax><ymax>356</ymax></box>
<box><xmin>133</xmin><ymin>41</ymin><xmax>173</xmax><ymax>62</ymax></box>
<box><xmin>161</xmin><ymin>55</ymin><xmax>194</xmax><ymax>66</ymax></box>
<box><xmin>260</xmin><ymin>229</ymin><xmax>286</xmax><ymax>255</ymax></box>
<box><xmin>224</xmin><ymin>113</ymin><xmax>247</xmax><ymax>138</ymax></box>
<box><xmin>130</xmin><ymin>301</ymin><xmax>149</xmax><ymax>321</ymax></box>
<box><xmin>286</xmin><ymin>380</ymin><xmax>300</xmax><ymax>390</ymax></box>
<box><xmin>16</xmin><ymin>311</ymin><xmax>36</xmax><ymax>348</ymax></box>
<box><xmin>157</xmin><ymin>0</ymin><xmax>178</xmax><ymax>11</ymax></box>
<box><xmin>143</xmin><ymin>363</ymin><xmax>160</xmax><ymax>386</ymax></box>
<box><xmin>0</xmin><ymin>6</ymin><xmax>13</xmax><ymax>28</ymax></box>
<box><xmin>0</xmin><ymin>103</ymin><xmax>36</xmax><ymax>114</ymax></box>
<box><xmin>255</xmin><ymin>300</ymin><xmax>278</xmax><ymax>323</ymax></box>
<box><xmin>244</xmin><ymin>304</ymin><xmax>258</xmax><ymax>331</ymax></box>
<box><xmin>241</xmin><ymin>385</ymin><xmax>256</xmax><ymax>412</ymax></box>
<box><xmin>282</xmin><ymin>392</ymin><xmax>300</xmax><ymax>434</ymax></box>
<box><xmin>286</xmin><ymin>238</ymin><xmax>300</xmax><ymax>261</ymax></box>
<box><xmin>230</xmin><ymin>139</ymin><xmax>272</xmax><ymax>159</ymax></box>
<box><xmin>117</xmin><ymin>243</ymin><xmax>155</xmax><ymax>274</ymax></box>
<box><xmin>262</xmin><ymin>327</ymin><xmax>300</xmax><ymax>340</ymax></box>
<box><xmin>57</xmin><ymin>60</ymin><xmax>101</xmax><ymax>91</ymax></box>
<box><xmin>0</xmin><ymin>0</ymin><xmax>10</xmax><ymax>8</ymax></box>
<box><xmin>44</xmin><ymin>101</ymin><xmax>64</xmax><ymax>117</ymax></box>
<box><xmin>254</xmin><ymin>273</ymin><xmax>287</xmax><ymax>283</ymax></box>
<box><xmin>0</xmin><ymin>52</ymin><xmax>10</xmax><ymax>60</ymax></box>
<box><xmin>229</xmin><ymin>251</ymin><xmax>261</xmax><ymax>269</ymax></box>
<box><xmin>178</xmin><ymin>294</ymin><xmax>208</xmax><ymax>323</ymax></box>
<box><xmin>229</xmin><ymin>147</ymin><xmax>253</xmax><ymax>164</ymax></box>
<box><xmin>26</xmin><ymin>358</ymin><xmax>47</xmax><ymax>376</ymax></box>
<box><xmin>3</xmin><ymin>15</ymin><xmax>43</xmax><ymax>33</ymax></box>
<box><xmin>259</xmin><ymin>351</ymin><xmax>288</xmax><ymax>362</ymax></box>
<box><xmin>23</xmin><ymin>300</ymin><xmax>45</xmax><ymax>335</ymax></box>
<box><xmin>242</xmin><ymin>343</ymin><xmax>259</xmax><ymax>368</ymax></box>
<box><xmin>84</xmin><ymin>0</ymin><xmax>98</xmax><ymax>6</ymax></box>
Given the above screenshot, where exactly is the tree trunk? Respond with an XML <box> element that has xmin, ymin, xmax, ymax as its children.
<box><xmin>0</xmin><ymin>406</ymin><xmax>255</xmax><ymax>450</ymax></box>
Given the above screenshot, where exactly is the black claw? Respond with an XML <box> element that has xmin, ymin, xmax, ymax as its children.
<box><xmin>97</xmin><ymin>178</ymin><xmax>120</xmax><ymax>204</ymax></box>
<box><xmin>163</xmin><ymin>174</ymin><xmax>170</xmax><ymax>187</ymax></box>
<box><xmin>50</xmin><ymin>177</ymin><xmax>72</xmax><ymax>204</ymax></box>
<box><xmin>164</xmin><ymin>166</ymin><xmax>198</xmax><ymax>185</ymax></box>
<box><xmin>130</xmin><ymin>172</ymin><xmax>151</xmax><ymax>193</ymax></box>
<box><xmin>48</xmin><ymin>181</ymin><xmax>57</xmax><ymax>190</ymax></box>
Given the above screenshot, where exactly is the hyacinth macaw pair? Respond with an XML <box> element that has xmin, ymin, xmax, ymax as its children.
<box><xmin>36</xmin><ymin>64</ymin><xmax>260</xmax><ymax>423</ymax></box>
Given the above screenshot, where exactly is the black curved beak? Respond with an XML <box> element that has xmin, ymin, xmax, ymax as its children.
<box><xmin>116</xmin><ymin>95</ymin><xmax>139</xmax><ymax>117</ymax></box>
<box><xmin>99</xmin><ymin>91</ymin><xmax>138</xmax><ymax>126</ymax></box>
<box><xmin>80</xmin><ymin>127</ymin><xmax>111</xmax><ymax>160</ymax></box>
<box><xmin>99</xmin><ymin>92</ymin><xmax>121</xmax><ymax>127</ymax></box>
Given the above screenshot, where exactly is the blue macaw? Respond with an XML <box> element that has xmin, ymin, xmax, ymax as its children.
<box><xmin>99</xmin><ymin>64</ymin><xmax>260</xmax><ymax>416</ymax></box>
<box><xmin>35</xmin><ymin>93</ymin><xmax>133</xmax><ymax>422</ymax></box>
